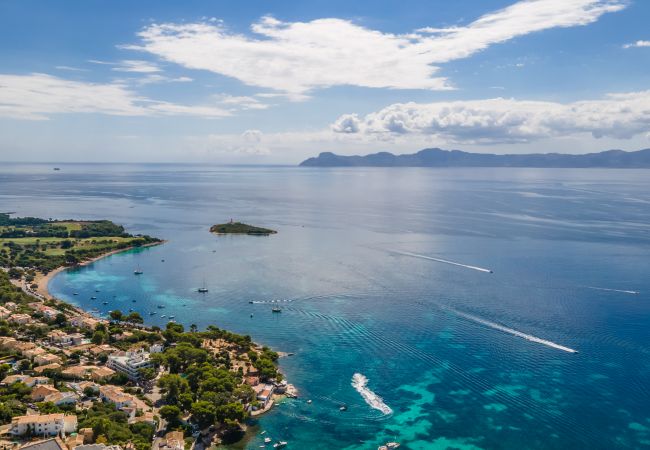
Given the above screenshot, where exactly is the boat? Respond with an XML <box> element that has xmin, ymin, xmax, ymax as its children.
<box><xmin>53</xmin><ymin>167</ymin><xmax>60</xmax><ymax>171</ymax></box>
<box><xmin>161</xmin><ymin>315</ymin><xmax>166</xmax><ymax>318</ymax></box>
<box><xmin>272</xmin><ymin>307</ymin><xmax>282</xmax><ymax>313</ymax></box>
<box><xmin>161</xmin><ymin>259</ymin><xmax>165</xmax><ymax>262</ymax></box>
<box><xmin>73</xmin><ymin>292</ymin><xmax>78</xmax><ymax>296</ymax></box>
<box><xmin>134</xmin><ymin>268</ymin><xmax>143</xmax><ymax>275</ymax></box>
<box><xmin>90</xmin><ymin>296</ymin><xmax>97</xmax><ymax>300</ymax></box>
<box><xmin>273</xmin><ymin>442</ymin><xmax>287</xmax><ymax>449</ymax></box>
<box><xmin>157</xmin><ymin>305</ymin><xmax>165</xmax><ymax>309</ymax></box>
<box><xmin>264</xmin><ymin>437</ymin><xmax>272</xmax><ymax>444</ymax></box>
<box><xmin>249</xmin><ymin>301</ymin><xmax>254</xmax><ymax>304</ymax></box>
<box><xmin>102</xmin><ymin>301</ymin><xmax>108</xmax><ymax>305</ymax></box>
<box><xmin>129</xmin><ymin>309</ymin><xmax>133</xmax><ymax>312</ymax></box>
<box><xmin>132</xmin><ymin>299</ymin><xmax>136</xmax><ymax>303</ymax></box>
<box><xmin>149</xmin><ymin>312</ymin><xmax>156</xmax><ymax>316</ymax></box>
<box><xmin>197</xmin><ymin>278</ymin><xmax>209</xmax><ymax>293</ymax></box>
<box><xmin>168</xmin><ymin>316</ymin><xmax>175</xmax><ymax>319</ymax></box>
<box><xmin>339</xmin><ymin>405</ymin><xmax>347</xmax><ymax>411</ymax></box>
<box><xmin>380</xmin><ymin>443</ymin><xmax>400</xmax><ymax>450</ymax></box>
<box><xmin>95</xmin><ymin>289</ymin><xmax>100</xmax><ymax>292</ymax></box>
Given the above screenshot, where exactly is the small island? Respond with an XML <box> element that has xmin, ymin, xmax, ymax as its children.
<box><xmin>210</xmin><ymin>220</ymin><xmax>277</xmax><ymax>236</ymax></box>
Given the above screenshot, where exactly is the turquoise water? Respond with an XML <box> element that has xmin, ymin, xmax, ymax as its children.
<box><xmin>3</xmin><ymin>164</ymin><xmax>650</xmax><ymax>449</ymax></box>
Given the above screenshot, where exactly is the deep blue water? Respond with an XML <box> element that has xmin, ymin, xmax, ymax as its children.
<box><xmin>2</xmin><ymin>164</ymin><xmax>650</xmax><ymax>449</ymax></box>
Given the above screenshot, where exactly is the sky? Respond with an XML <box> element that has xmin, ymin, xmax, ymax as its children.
<box><xmin>0</xmin><ymin>0</ymin><xmax>649</xmax><ymax>164</ymax></box>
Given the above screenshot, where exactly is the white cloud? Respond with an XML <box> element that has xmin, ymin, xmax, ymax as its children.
<box><xmin>623</xmin><ymin>40</ymin><xmax>650</xmax><ymax>48</ymax></box>
<box><xmin>126</xmin><ymin>0</ymin><xmax>624</xmax><ymax>96</ymax></box>
<box><xmin>0</xmin><ymin>73</ymin><xmax>230</xmax><ymax>120</ymax></box>
<box><xmin>134</xmin><ymin>74</ymin><xmax>193</xmax><ymax>85</ymax></box>
<box><xmin>331</xmin><ymin>91</ymin><xmax>650</xmax><ymax>144</ymax></box>
<box><xmin>55</xmin><ymin>65</ymin><xmax>88</xmax><ymax>72</ymax></box>
<box><xmin>112</xmin><ymin>59</ymin><xmax>161</xmax><ymax>73</ymax></box>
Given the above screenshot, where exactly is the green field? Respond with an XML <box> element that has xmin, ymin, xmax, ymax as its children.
<box><xmin>0</xmin><ymin>214</ymin><xmax>161</xmax><ymax>274</ymax></box>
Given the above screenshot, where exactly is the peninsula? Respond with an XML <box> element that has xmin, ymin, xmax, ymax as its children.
<box><xmin>299</xmin><ymin>147</ymin><xmax>650</xmax><ymax>168</ymax></box>
<box><xmin>210</xmin><ymin>221</ymin><xmax>277</xmax><ymax>236</ymax></box>
<box><xmin>0</xmin><ymin>213</ymin><xmax>291</xmax><ymax>450</ymax></box>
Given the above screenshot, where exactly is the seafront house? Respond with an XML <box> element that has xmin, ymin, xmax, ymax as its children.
<box><xmin>10</xmin><ymin>414</ymin><xmax>77</xmax><ymax>437</ymax></box>
<box><xmin>106</xmin><ymin>350</ymin><xmax>152</xmax><ymax>381</ymax></box>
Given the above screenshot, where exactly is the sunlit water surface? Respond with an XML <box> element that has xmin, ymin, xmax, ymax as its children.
<box><xmin>2</xmin><ymin>164</ymin><xmax>649</xmax><ymax>449</ymax></box>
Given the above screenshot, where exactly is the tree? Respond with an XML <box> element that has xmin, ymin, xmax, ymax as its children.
<box><xmin>158</xmin><ymin>374</ymin><xmax>189</xmax><ymax>405</ymax></box>
<box><xmin>191</xmin><ymin>401</ymin><xmax>215</xmax><ymax>429</ymax></box>
<box><xmin>109</xmin><ymin>310</ymin><xmax>123</xmax><ymax>321</ymax></box>
<box><xmin>125</xmin><ymin>311</ymin><xmax>143</xmax><ymax>324</ymax></box>
<box><xmin>92</xmin><ymin>330</ymin><xmax>106</xmax><ymax>344</ymax></box>
<box><xmin>138</xmin><ymin>367</ymin><xmax>156</xmax><ymax>381</ymax></box>
<box><xmin>84</xmin><ymin>386</ymin><xmax>98</xmax><ymax>397</ymax></box>
<box><xmin>54</xmin><ymin>313</ymin><xmax>67</xmax><ymax>326</ymax></box>
<box><xmin>159</xmin><ymin>405</ymin><xmax>181</xmax><ymax>427</ymax></box>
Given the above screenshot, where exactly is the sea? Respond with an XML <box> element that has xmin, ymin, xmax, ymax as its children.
<box><xmin>2</xmin><ymin>163</ymin><xmax>650</xmax><ymax>449</ymax></box>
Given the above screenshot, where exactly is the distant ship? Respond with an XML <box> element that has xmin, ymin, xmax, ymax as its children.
<box><xmin>272</xmin><ymin>307</ymin><xmax>282</xmax><ymax>313</ymax></box>
<box><xmin>53</xmin><ymin>167</ymin><xmax>60</xmax><ymax>171</ymax></box>
<box><xmin>134</xmin><ymin>267</ymin><xmax>143</xmax><ymax>275</ymax></box>
<box><xmin>197</xmin><ymin>279</ymin><xmax>208</xmax><ymax>293</ymax></box>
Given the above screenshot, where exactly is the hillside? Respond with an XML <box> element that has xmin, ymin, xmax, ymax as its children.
<box><xmin>299</xmin><ymin>148</ymin><xmax>650</xmax><ymax>168</ymax></box>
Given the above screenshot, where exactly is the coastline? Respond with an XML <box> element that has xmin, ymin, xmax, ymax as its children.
<box><xmin>34</xmin><ymin>240</ymin><xmax>165</xmax><ymax>300</ymax></box>
<box><xmin>20</xmin><ymin>238</ymin><xmax>294</xmax><ymax>436</ymax></box>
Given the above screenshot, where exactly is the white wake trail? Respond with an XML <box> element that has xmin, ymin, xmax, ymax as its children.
<box><xmin>351</xmin><ymin>373</ymin><xmax>392</xmax><ymax>415</ymax></box>
<box><xmin>586</xmin><ymin>286</ymin><xmax>639</xmax><ymax>295</ymax></box>
<box><xmin>446</xmin><ymin>307</ymin><xmax>578</xmax><ymax>354</ymax></box>
<box><xmin>392</xmin><ymin>250</ymin><xmax>493</xmax><ymax>273</ymax></box>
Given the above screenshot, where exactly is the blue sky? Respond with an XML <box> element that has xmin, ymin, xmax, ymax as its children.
<box><xmin>0</xmin><ymin>0</ymin><xmax>649</xmax><ymax>163</ymax></box>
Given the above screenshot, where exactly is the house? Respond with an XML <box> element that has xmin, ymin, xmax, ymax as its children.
<box><xmin>89</xmin><ymin>366</ymin><xmax>115</xmax><ymax>381</ymax></box>
<box><xmin>3</xmin><ymin>375</ymin><xmax>51</xmax><ymax>388</ymax></box>
<box><xmin>29</xmin><ymin>304</ymin><xmax>59</xmax><ymax>320</ymax></box>
<box><xmin>48</xmin><ymin>331</ymin><xmax>84</xmax><ymax>347</ymax></box>
<box><xmin>129</xmin><ymin>411</ymin><xmax>156</xmax><ymax>426</ymax></box>
<box><xmin>70</xmin><ymin>316</ymin><xmax>99</xmax><ymax>330</ymax></box>
<box><xmin>149</xmin><ymin>343</ymin><xmax>164</xmax><ymax>353</ymax></box>
<box><xmin>1</xmin><ymin>374</ymin><xmax>30</xmax><ymax>385</ymax></box>
<box><xmin>19</xmin><ymin>437</ymin><xmax>67</xmax><ymax>450</ymax></box>
<box><xmin>61</xmin><ymin>365</ymin><xmax>114</xmax><ymax>381</ymax></box>
<box><xmin>68</xmin><ymin>381</ymin><xmax>100</xmax><ymax>395</ymax></box>
<box><xmin>33</xmin><ymin>363</ymin><xmax>63</xmax><ymax>374</ymax></box>
<box><xmin>159</xmin><ymin>431</ymin><xmax>184</xmax><ymax>450</ymax></box>
<box><xmin>106</xmin><ymin>350</ymin><xmax>152</xmax><ymax>381</ymax></box>
<box><xmin>0</xmin><ymin>338</ymin><xmax>35</xmax><ymax>354</ymax></box>
<box><xmin>10</xmin><ymin>414</ymin><xmax>77</xmax><ymax>436</ymax></box>
<box><xmin>31</xmin><ymin>385</ymin><xmax>60</xmax><ymax>402</ymax></box>
<box><xmin>99</xmin><ymin>385</ymin><xmax>134</xmax><ymax>410</ymax></box>
<box><xmin>23</xmin><ymin>346</ymin><xmax>47</xmax><ymax>359</ymax></box>
<box><xmin>245</xmin><ymin>375</ymin><xmax>260</xmax><ymax>386</ymax></box>
<box><xmin>88</xmin><ymin>344</ymin><xmax>117</xmax><ymax>356</ymax></box>
<box><xmin>61</xmin><ymin>366</ymin><xmax>89</xmax><ymax>379</ymax></box>
<box><xmin>43</xmin><ymin>391</ymin><xmax>78</xmax><ymax>406</ymax></box>
<box><xmin>255</xmin><ymin>384</ymin><xmax>275</xmax><ymax>408</ymax></box>
<box><xmin>8</xmin><ymin>313</ymin><xmax>32</xmax><ymax>324</ymax></box>
<box><xmin>35</xmin><ymin>353</ymin><xmax>62</xmax><ymax>366</ymax></box>
<box><xmin>24</xmin><ymin>376</ymin><xmax>52</xmax><ymax>387</ymax></box>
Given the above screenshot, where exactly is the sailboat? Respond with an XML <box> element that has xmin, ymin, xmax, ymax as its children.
<box><xmin>134</xmin><ymin>265</ymin><xmax>143</xmax><ymax>275</ymax></box>
<box><xmin>197</xmin><ymin>279</ymin><xmax>208</xmax><ymax>293</ymax></box>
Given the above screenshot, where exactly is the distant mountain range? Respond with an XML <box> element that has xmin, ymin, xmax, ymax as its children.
<box><xmin>299</xmin><ymin>148</ymin><xmax>650</xmax><ymax>168</ymax></box>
